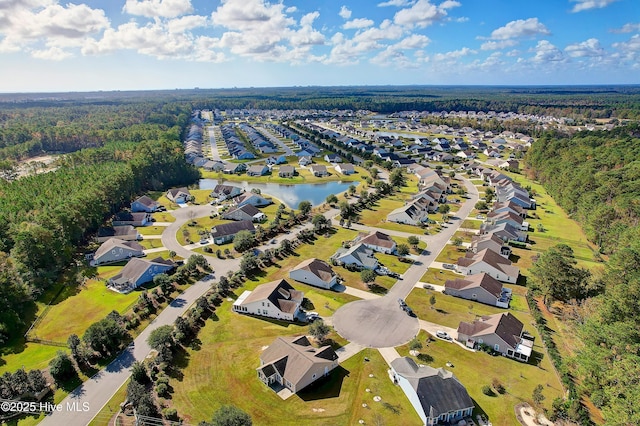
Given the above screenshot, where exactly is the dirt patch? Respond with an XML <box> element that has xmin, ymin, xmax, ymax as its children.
<box><xmin>515</xmin><ymin>402</ymin><xmax>554</xmax><ymax>426</ymax></box>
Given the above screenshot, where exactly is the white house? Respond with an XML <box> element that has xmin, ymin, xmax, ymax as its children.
<box><xmin>390</xmin><ymin>357</ymin><xmax>474</xmax><ymax>426</ymax></box>
<box><xmin>456</xmin><ymin>248</ymin><xmax>520</xmax><ymax>283</ymax></box>
<box><xmin>289</xmin><ymin>258</ymin><xmax>337</xmax><ymax>290</ymax></box>
<box><xmin>233</xmin><ymin>279</ymin><xmax>303</xmax><ymax>321</ymax></box>
<box><xmin>331</xmin><ymin>243</ymin><xmax>378</xmax><ymax>270</ymax></box>
<box><xmin>91</xmin><ymin>238</ymin><xmax>145</xmax><ymax>266</ymax></box>
<box><xmin>356</xmin><ymin>231</ymin><xmax>397</xmax><ymax>254</ymax></box>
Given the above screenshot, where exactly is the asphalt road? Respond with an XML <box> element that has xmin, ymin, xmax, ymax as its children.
<box><xmin>332</xmin><ymin>178</ymin><xmax>479</xmax><ymax>348</ymax></box>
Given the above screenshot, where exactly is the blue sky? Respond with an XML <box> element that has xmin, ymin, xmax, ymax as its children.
<box><xmin>0</xmin><ymin>0</ymin><xmax>638</xmax><ymax>92</ymax></box>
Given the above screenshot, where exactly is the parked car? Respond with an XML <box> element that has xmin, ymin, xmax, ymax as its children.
<box><xmin>306</xmin><ymin>312</ymin><xmax>320</xmax><ymax>322</ymax></box>
<box><xmin>442</xmin><ymin>263</ymin><xmax>456</xmax><ymax>270</ymax></box>
<box><xmin>398</xmin><ymin>298</ymin><xmax>407</xmax><ymax>307</ymax></box>
<box><xmin>200</xmin><ymin>237</ymin><xmax>209</xmax><ymax>244</ymax></box>
<box><xmin>402</xmin><ymin>304</ymin><xmax>415</xmax><ymax>317</ymax></box>
<box><xmin>436</xmin><ymin>330</ymin><xmax>452</xmax><ymax>340</ymax></box>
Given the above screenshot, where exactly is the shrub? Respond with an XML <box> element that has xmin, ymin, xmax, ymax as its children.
<box><xmin>156</xmin><ymin>382</ymin><xmax>168</xmax><ymax>397</ymax></box>
<box><xmin>163</xmin><ymin>407</ymin><xmax>179</xmax><ymax>421</ymax></box>
<box><xmin>481</xmin><ymin>385</ymin><xmax>495</xmax><ymax>396</ymax></box>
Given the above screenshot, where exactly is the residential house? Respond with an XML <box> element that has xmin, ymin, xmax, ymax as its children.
<box><xmin>223</xmin><ymin>162</ymin><xmax>247</xmax><ymax>174</ymax></box>
<box><xmin>444</xmin><ymin>273</ymin><xmax>511</xmax><ymax>308</ymax></box>
<box><xmin>469</xmin><ymin>233</ymin><xmax>511</xmax><ymax>258</ymax></box>
<box><xmin>489</xmin><ymin>201</ymin><xmax>527</xmax><ymax>219</ymax></box>
<box><xmin>222</xmin><ymin>204</ymin><xmax>266</xmax><ymax>222</ymax></box>
<box><xmin>166</xmin><ymin>187</ymin><xmax>191</xmax><ymax>204</ymax></box>
<box><xmin>266</xmin><ymin>155</ymin><xmax>287</xmax><ymax>165</ymax></box>
<box><xmin>334</xmin><ymin>163</ymin><xmax>355</xmax><ymax>175</ymax></box>
<box><xmin>90</xmin><ymin>238</ymin><xmax>145</xmax><ymax>266</ymax></box>
<box><xmin>211</xmin><ymin>220</ymin><xmax>255</xmax><ymax>245</ymax></box>
<box><xmin>108</xmin><ymin>257</ymin><xmax>176</xmax><ymax>293</ymax></box>
<box><xmin>324</xmin><ymin>153</ymin><xmax>342</xmax><ymax>163</ymax></box>
<box><xmin>483</xmin><ymin>211</ymin><xmax>529</xmax><ymax>232</ymax></box>
<box><xmin>236</xmin><ymin>192</ymin><xmax>273</xmax><ymax>207</ymax></box>
<box><xmin>298</xmin><ymin>156</ymin><xmax>313</xmax><ymax>166</ymax></box>
<box><xmin>499</xmin><ymin>159</ymin><xmax>520</xmax><ymax>170</ymax></box>
<box><xmin>202</xmin><ymin>160</ymin><xmax>225</xmax><ymax>172</ymax></box>
<box><xmin>456</xmin><ymin>248</ymin><xmax>520</xmax><ymax>283</ymax></box>
<box><xmin>131</xmin><ymin>195</ymin><xmax>160</xmax><ymax>213</ymax></box>
<box><xmin>356</xmin><ymin>231</ymin><xmax>397</xmax><ymax>254</ymax></box>
<box><xmin>247</xmin><ymin>164</ymin><xmax>269</xmax><ymax>176</ymax></box>
<box><xmin>96</xmin><ymin>225</ymin><xmax>141</xmax><ymax>243</ymax></box>
<box><xmin>309</xmin><ymin>165</ymin><xmax>329</xmax><ymax>177</ymax></box>
<box><xmin>257</xmin><ymin>335</ymin><xmax>339</xmax><ymax>394</ymax></box>
<box><xmin>112</xmin><ymin>211</ymin><xmax>152</xmax><ymax>227</ymax></box>
<box><xmin>390</xmin><ymin>357</ymin><xmax>474</xmax><ymax>426</ymax></box>
<box><xmin>233</xmin><ymin>279</ymin><xmax>303</xmax><ymax>321</ymax></box>
<box><xmin>210</xmin><ymin>184</ymin><xmax>243</xmax><ymax>201</ymax></box>
<box><xmin>482</xmin><ymin>222</ymin><xmax>527</xmax><ymax>243</ymax></box>
<box><xmin>289</xmin><ymin>258</ymin><xmax>337</xmax><ymax>290</ymax></box>
<box><xmin>457</xmin><ymin>312</ymin><xmax>535</xmax><ymax>362</ymax></box>
<box><xmin>331</xmin><ymin>243</ymin><xmax>379</xmax><ymax>270</ymax></box>
<box><xmin>387</xmin><ymin>199</ymin><xmax>429</xmax><ymax>226</ymax></box>
<box><xmin>278</xmin><ymin>165</ymin><xmax>295</xmax><ymax>178</ymax></box>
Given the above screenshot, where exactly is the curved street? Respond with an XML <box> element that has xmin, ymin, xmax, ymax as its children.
<box><xmin>41</xmin><ymin>174</ymin><xmax>478</xmax><ymax>425</ymax></box>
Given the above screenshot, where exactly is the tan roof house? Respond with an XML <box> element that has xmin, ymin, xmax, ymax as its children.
<box><xmin>289</xmin><ymin>258</ymin><xmax>337</xmax><ymax>290</ymax></box>
<box><xmin>233</xmin><ymin>279</ymin><xmax>303</xmax><ymax>321</ymax></box>
<box><xmin>257</xmin><ymin>335</ymin><xmax>339</xmax><ymax>394</ymax></box>
<box><xmin>444</xmin><ymin>273</ymin><xmax>511</xmax><ymax>308</ymax></box>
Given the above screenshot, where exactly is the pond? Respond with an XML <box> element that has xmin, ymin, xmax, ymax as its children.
<box><xmin>199</xmin><ymin>179</ymin><xmax>358</xmax><ymax>208</ymax></box>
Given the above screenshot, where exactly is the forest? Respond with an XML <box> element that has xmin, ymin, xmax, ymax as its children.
<box><xmin>524</xmin><ymin>124</ymin><xmax>640</xmax><ymax>424</ymax></box>
<box><xmin>0</xmin><ymin>99</ymin><xmax>200</xmax><ymax>344</ymax></box>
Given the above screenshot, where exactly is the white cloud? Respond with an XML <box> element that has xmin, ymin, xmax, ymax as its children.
<box><xmin>610</xmin><ymin>22</ymin><xmax>640</xmax><ymax>34</ymax></box>
<box><xmin>531</xmin><ymin>40</ymin><xmax>565</xmax><ymax>63</ymax></box>
<box><xmin>123</xmin><ymin>0</ymin><xmax>193</xmax><ymax>19</ymax></box>
<box><xmin>395</xmin><ymin>34</ymin><xmax>431</xmax><ymax>49</ymax></box>
<box><xmin>488</xmin><ymin>18</ymin><xmax>550</xmax><ymax>40</ymax></box>
<box><xmin>289</xmin><ymin>12</ymin><xmax>325</xmax><ymax>47</ymax></box>
<box><xmin>31</xmin><ymin>46</ymin><xmax>72</xmax><ymax>60</ymax></box>
<box><xmin>570</xmin><ymin>0</ymin><xmax>619</xmax><ymax>13</ymax></box>
<box><xmin>481</xmin><ymin>39</ymin><xmax>518</xmax><ymax>50</ymax></box>
<box><xmin>378</xmin><ymin>0</ymin><xmax>415</xmax><ymax>7</ymax></box>
<box><xmin>612</xmin><ymin>34</ymin><xmax>640</xmax><ymax>59</ymax></box>
<box><xmin>167</xmin><ymin>15</ymin><xmax>208</xmax><ymax>33</ymax></box>
<box><xmin>433</xmin><ymin>46</ymin><xmax>476</xmax><ymax>62</ymax></box>
<box><xmin>339</xmin><ymin>6</ymin><xmax>352</xmax><ymax>19</ymax></box>
<box><xmin>565</xmin><ymin>38</ymin><xmax>605</xmax><ymax>57</ymax></box>
<box><xmin>394</xmin><ymin>0</ymin><xmax>459</xmax><ymax>28</ymax></box>
<box><xmin>343</xmin><ymin>18</ymin><xmax>375</xmax><ymax>30</ymax></box>
<box><xmin>370</xmin><ymin>46</ymin><xmax>417</xmax><ymax>68</ymax></box>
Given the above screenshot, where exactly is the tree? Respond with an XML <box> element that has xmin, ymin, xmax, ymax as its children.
<box><xmin>360</xmin><ymin>269</ymin><xmax>377</xmax><ymax>284</ymax></box>
<box><xmin>210</xmin><ymin>404</ymin><xmax>252</xmax><ymax>426</ymax></box>
<box><xmin>312</xmin><ymin>214</ymin><xmax>330</xmax><ymax>233</ymax></box>
<box><xmin>396</xmin><ymin>243</ymin><xmax>410</xmax><ymax>256</ymax></box>
<box><xmin>452</xmin><ymin>237</ymin><xmax>463</xmax><ymax>249</ymax></box>
<box><xmin>240</xmin><ymin>252</ymin><xmax>259</xmax><ymax>274</ymax></box>
<box><xmin>169</xmin><ymin>250</ymin><xmax>176</xmax><ymax>260</ymax></box>
<box><xmin>484</xmin><ymin>187</ymin><xmax>495</xmax><ymax>204</ymax></box>
<box><xmin>309</xmin><ymin>319</ymin><xmax>331</xmax><ymax>343</ymax></box>
<box><xmin>409</xmin><ymin>338</ymin><xmax>423</xmax><ymax>351</ymax></box>
<box><xmin>147</xmin><ymin>325</ymin><xmax>175</xmax><ymax>351</ymax></box>
<box><xmin>326</xmin><ymin>194</ymin><xmax>338</xmax><ymax>205</ymax></box>
<box><xmin>233</xmin><ymin>230</ymin><xmax>256</xmax><ymax>253</ymax></box>
<box><xmin>131</xmin><ymin>361</ymin><xmax>149</xmax><ymax>384</ymax></box>
<box><xmin>298</xmin><ymin>200</ymin><xmax>312</xmax><ymax>217</ymax></box>
<box><xmin>67</xmin><ymin>333</ymin><xmax>82</xmax><ymax>360</ymax></box>
<box><xmin>449</xmin><ymin>171</ymin><xmax>456</xmax><ymax>178</ymax></box>
<box><xmin>529</xmin><ymin>244</ymin><xmax>591</xmax><ymax>306</ymax></box>
<box><xmin>280</xmin><ymin>239</ymin><xmax>292</xmax><ymax>253</ymax></box>
<box><xmin>407</xmin><ymin>235</ymin><xmax>420</xmax><ymax>248</ymax></box>
<box><xmin>438</xmin><ymin>204</ymin><xmax>451</xmax><ymax>215</ymax></box>
<box><xmin>429</xmin><ymin>294</ymin><xmax>436</xmax><ymax>310</ymax></box>
<box><xmin>475</xmin><ymin>201</ymin><xmax>489</xmax><ymax>211</ymax></box>
<box><xmin>49</xmin><ymin>351</ymin><xmax>76</xmax><ymax>384</ymax></box>
<box><xmin>389</xmin><ymin>168</ymin><xmax>405</xmax><ymax>188</ymax></box>
<box><xmin>533</xmin><ymin>384</ymin><xmax>545</xmax><ymax>405</ymax></box>
<box><xmin>153</xmin><ymin>273</ymin><xmax>173</xmax><ymax>294</ymax></box>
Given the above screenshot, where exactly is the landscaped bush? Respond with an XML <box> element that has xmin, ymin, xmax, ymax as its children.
<box><xmin>481</xmin><ymin>385</ymin><xmax>495</xmax><ymax>396</ymax></box>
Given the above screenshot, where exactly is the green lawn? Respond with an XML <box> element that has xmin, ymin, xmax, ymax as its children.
<box><xmin>168</xmin><ymin>293</ymin><xmax>419</xmax><ymax>425</ymax></box>
<box><xmin>138</xmin><ymin>239</ymin><xmax>164</xmax><ymax>249</ymax></box>
<box><xmin>435</xmin><ymin>244</ymin><xmax>467</xmax><ymax>264</ymax></box>
<box><xmin>460</xmin><ymin>219</ymin><xmax>482</xmax><ymax>230</ymax></box>
<box><xmin>419</xmin><ymin>267</ymin><xmax>462</xmax><ymax>286</ymax></box>
<box><xmin>151</xmin><ymin>211</ymin><xmax>176</xmax><ymax>222</ymax></box>
<box><xmin>453</xmin><ymin>230</ymin><xmax>476</xmax><ymax>243</ymax></box>
<box><xmin>395</xmin><ymin>330</ymin><xmax>562</xmax><ymax>426</ymax></box>
<box><xmin>137</xmin><ymin>225</ymin><xmax>167</xmax><ymax>235</ymax></box>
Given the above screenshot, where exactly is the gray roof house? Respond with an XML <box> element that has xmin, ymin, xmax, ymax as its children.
<box><xmin>444</xmin><ymin>273</ymin><xmax>511</xmax><ymax>308</ymax></box>
<box><xmin>390</xmin><ymin>357</ymin><xmax>474</xmax><ymax>426</ymax></box>
<box><xmin>278</xmin><ymin>165</ymin><xmax>295</xmax><ymax>178</ymax></box>
<box><xmin>96</xmin><ymin>225</ymin><xmax>141</xmax><ymax>243</ymax></box>
<box><xmin>166</xmin><ymin>187</ymin><xmax>191</xmax><ymax>204</ymax></box>
<box><xmin>131</xmin><ymin>195</ymin><xmax>160</xmax><ymax>213</ymax></box>
<box><xmin>457</xmin><ymin>248</ymin><xmax>520</xmax><ymax>283</ymax></box>
<box><xmin>222</xmin><ymin>204</ymin><xmax>266</xmax><ymax>222</ymax></box>
<box><xmin>211</xmin><ymin>220</ymin><xmax>255</xmax><ymax>245</ymax></box>
<box><xmin>247</xmin><ymin>164</ymin><xmax>269</xmax><ymax>176</ymax></box>
<box><xmin>309</xmin><ymin>164</ymin><xmax>329</xmax><ymax>177</ymax></box>
<box><xmin>257</xmin><ymin>335</ymin><xmax>339</xmax><ymax>394</ymax></box>
<box><xmin>470</xmin><ymin>233</ymin><xmax>511</xmax><ymax>258</ymax></box>
<box><xmin>289</xmin><ymin>258</ymin><xmax>337</xmax><ymax>290</ymax></box>
<box><xmin>235</xmin><ymin>192</ymin><xmax>273</xmax><ymax>207</ymax></box>
<box><xmin>457</xmin><ymin>312</ymin><xmax>535</xmax><ymax>362</ymax></box>
<box><xmin>108</xmin><ymin>257</ymin><xmax>176</xmax><ymax>293</ymax></box>
<box><xmin>90</xmin><ymin>238</ymin><xmax>145</xmax><ymax>266</ymax></box>
<box><xmin>331</xmin><ymin>243</ymin><xmax>379</xmax><ymax>270</ymax></box>
<box><xmin>112</xmin><ymin>211</ymin><xmax>152</xmax><ymax>227</ymax></box>
<box><xmin>335</xmin><ymin>163</ymin><xmax>355</xmax><ymax>175</ymax></box>
<box><xmin>210</xmin><ymin>184</ymin><xmax>243</xmax><ymax>201</ymax></box>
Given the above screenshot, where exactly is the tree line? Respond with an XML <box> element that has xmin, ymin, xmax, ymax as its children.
<box><xmin>524</xmin><ymin>123</ymin><xmax>640</xmax><ymax>425</ymax></box>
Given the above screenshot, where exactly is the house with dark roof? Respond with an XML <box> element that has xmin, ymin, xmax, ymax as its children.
<box><xmin>444</xmin><ymin>273</ymin><xmax>511</xmax><ymax>308</ymax></box>
<box><xmin>108</xmin><ymin>257</ymin><xmax>176</xmax><ymax>293</ymax></box>
<box><xmin>90</xmin><ymin>238</ymin><xmax>145</xmax><ymax>266</ymax></box>
<box><xmin>457</xmin><ymin>312</ymin><xmax>535</xmax><ymax>362</ymax></box>
<box><xmin>356</xmin><ymin>231</ymin><xmax>397</xmax><ymax>254</ymax></box>
<box><xmin>387</xmin><ymin>199</ymin><xmax>429</xmax><ymax>226</ymax></box>
<box><xmin>233</xmin><ymin>279</ymin><xmax>303</xmax><ymax>321</ymax></box>
<box><xmin>131</xmin><ymin>195</ymin><xmax>160</xmax><ymax>213</ymax></box>
<box><xmin>96</xmin><ymin>225</ymin><xmax>141</xmax><ymax>243</ymax></box>
<box><xmin>166</xmin><ymin>187</ymin><xmax>191</xmax><ymax>204</ymax></box>
<box><xmin>211</xmin><ymin>220</ymin><xmax>255</xmax><ymax>245</ymax></box>
<box><xmin>289</xmin><ymin>258</ymin><xmax>337</xmax><ymax>289</ymax></box>
<box><xmin>456</xmin><ymin>248</ymin><xmax>520</xmax><ymax>283</ymax></box>
<box><xmin>257</xmin><ymin>335</ymin><xmax>339</xmax><ymax>394</ymax></box>
<box><xmin>210</xmin><ymin>184</ymin><xmax>243</xmax><ymax>201</ymax></box>
<box><xmin>222</xmin><ymin>204</ymin><xmax>266</xmax><ymax>222</ymax></box>
<box><xmin>331</xmin><ymin>243</ymin><xmax>379</xmax><ymax>270</ymax></box>
<box><xmin>482</xmin><ymin>222</ymin><xmax>527</xmax><ymax>243</ymax></box>
<box><xmin>112</xmin><ymin>211</ymin><xmax>152</xmax><ymax>227</ymax></box>
<box><xmin>324</xmin><ymin>153</ymin><xmax>342</xmax><ymax>163</ymax></box>
<box><xmin>483</xmin><ymin>210</ymin><xmax>529</xmax><ymax>232</ymax></box>
<box><xmin>470</xmin><ymin>233</ymin><xmax>511</xmax><ymax>258</ymax></box>
<box><xmin>390</xmin><ymin>357</ymin><xmax>474</xmax><ymax>426</ymax></box>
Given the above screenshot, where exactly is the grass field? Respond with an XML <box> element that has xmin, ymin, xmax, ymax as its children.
<box><xmin>201</xmin><ymin>164</ymin><xmax>366</xmax><ymax>185</ymax></box>
<box><xmin>138</xmin><ymin>238</ymin><xmax>164</xmax><ymax>249</ymax></box>
<box><xmin>435</xmin><ymin>244</ymin><xmax>467</xmax><ymax>264</ymax></box>
<box><xmin>453</xmin><ymin>230</ymin><xmax>477</xmax><ymax>243</ymax></box>
<box><xmin>137</xmin><ymin>225</ymin><xmax>167</xmax><ymax>235</ymax></box>
<box><xmin>167</xmin><ymin>293</ymin><xmax>420</xmax><ymax>425</ymax></box>
<box><xmin>151</xmin><ymin>211</ymin><xmax>176</xmax><ymax>222</ymax></box>
<box><xmin>395</xmin><ymin>330</ymin><xmax>562</xmax><ymax>425</ymax></box>
<box><xmin>419</xmin><ymin>267</ymin><xmax>463</xmax><ymax>286</ymax></box>
<box><xmin>460</xmin><ymin>219</ymin><xmax>482</xmax><ymax>230</ymax></box>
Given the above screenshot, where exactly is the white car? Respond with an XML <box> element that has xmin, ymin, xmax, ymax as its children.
<box><xmin>436</xmin><ymin>330</ymin><xmax>452</xmax><ymax>340</ymax></box>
